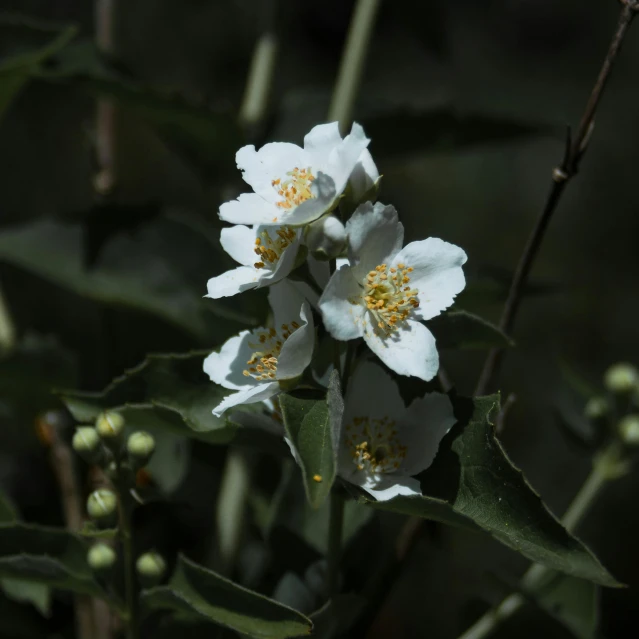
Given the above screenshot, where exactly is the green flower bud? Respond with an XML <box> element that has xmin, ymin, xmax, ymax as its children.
<box><xmin>619</xmin><ymin>414</ymin><xmax>639</xmax><ymax>446</ymax></box>
<box><xmin>604</xmin><ymin>363</ymin><xmax>638</xmax><ymax>394</ymax></box>
<box><xmin>72</xmin><ymin>427</ymin><xmax>103</xmax><ymax>464</ymax></box>
<box><xmin>87</xmin><ymin>489</ymin><xmax>118</xmax><ymax>525</ymax></box>
<box><xmin>584</xmin><ymin>397</ymin><xmax>609</xmax><ymax>421</ymax></box>
<box><xmin>87</xmin><ymin>543</ymin><xmax>117</xmax><ymax>575</ymax></box>
<box><xmin>95</xmin><ymin>411</ymin><xmax>125</xmax><ymax>440</ymax></box>
<box><xmin>127</xmin><ymin>431</ymin><xmax>156</xmax><ymax>469</ymax></box>
<box><xmin>136</xmin><ymin>551</ymin><xmax>166</xmax><ymax>587</ymax></box>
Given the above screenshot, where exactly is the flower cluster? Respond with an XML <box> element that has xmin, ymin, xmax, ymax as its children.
<box><xmin>204</xmin><ymin>122</ymin><xmax>467</xmax><ymax>500</ymax></box>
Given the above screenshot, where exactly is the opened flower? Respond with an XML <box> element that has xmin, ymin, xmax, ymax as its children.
<box><xmin>219</xmin><ymin>122</ymin><xmax>370</xmax><ymax>227</ymax></box>
<box><xmin>204</xmin><ymin>281</ymin><xmax>314</xmax><ymax>416</ymax></box>
<box><xmin>318</xmin><ymin>202</ymin><xmax>467</xmax><ymax>381</ymax></box>
<box><xmin>338</xmin><ymin>360</ymin><xmax>456</xmax><ymax>501</ymax></box>
<box><xmin>206</xmin><ymin>224</ymin><xmax>301</xmax><ymax>298</ymax></box>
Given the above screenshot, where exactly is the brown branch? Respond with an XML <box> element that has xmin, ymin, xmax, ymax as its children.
<box><xmin>475</xmin><ymin>0</ymin><xmax>639</xmax><ymax>396</ymax></box>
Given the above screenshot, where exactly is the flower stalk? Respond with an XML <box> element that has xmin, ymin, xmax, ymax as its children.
<box><xmin>116</xmin><ymin>476</ymin><xmax>139</xmax><ymax>639</ymax></box>
<box><xmin>327</xmin><ymin>491</ymin><xmax>345</xmax><ymax>598</ymax></box>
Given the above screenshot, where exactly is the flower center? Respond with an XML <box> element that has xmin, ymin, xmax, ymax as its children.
<box><xmin>253</xmin><ymin>227</ymin><xmax>296</xmax><ymax>270</ymax></box>
<box><xmin>345</xmin><ymin>416</ymin><xmax>407</xmax><ymax>478</ymax></box>
<box><xmin>272</xmin><ymin>167</ymin><xmax>316</xmax><ymax>211</ymax></box>
<box><xmin>362</xmin><ymin>263</ymin><xmax>419</xmax><ymax>334</ymax></box>
<box><xmin>242</xmin><ymin>322</ymin><xmax>300</xmax><ymax>382</ymax></box>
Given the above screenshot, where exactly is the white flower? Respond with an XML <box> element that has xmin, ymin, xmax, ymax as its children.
<box><xmin>348</xmin><ymin>149</ymin><xmax>379</xmax><ymax>203</ymax></box>
<box><xmin>206</xmin><ymin>224</ymin><xmax>301</xmax><ymax>298</ymax></box>
<box><xmin>219</xmin><ymin>122</ymin><xmax>370</xmax><ymax>227</ymax></box>
<box><xmin>318</xmin><ymin>202</ymin><xmax>467</xmax><ymax>381</ymax></box>
<box><xmin>204</xmin><ymin>280</ymin><xmax>315</xmax><ymax>416</ymax></box>
<box><xmin>305</xmin><ymin>214</ymin><xmax>347</xmax><ymax>260</ymax></box>
<box><xmin>338</xmin><ymin>360</ymin><xmax>456</xmax><ymax>501</ymax></box>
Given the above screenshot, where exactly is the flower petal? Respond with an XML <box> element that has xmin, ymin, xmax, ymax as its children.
<box><xmin>346</xmin><ymin>202</ymin><xmax>404</xmax><ymax>274</ymax></box>
<box><xmin>276</xmin><ymin>301</ymin><xmax>315</xmax><ymax>380</ymax></box>
<box><xmin>206</xmin><ymin>266</ymin><xmax>259</xmax><ymax>299</ymax></box>
<box><xmin>212</xmin><ymin>382</ymin><xmax>280</xmax><ymax>417</ymax></box>
<box><xmin>203</xmin><ymin>331</ymin><xmax>256</xmax><ymax>390</ymax></box>
<box><xmin>325</xmin><ymin>122</ymin><xmax>370</xmax><ymax>195</ymax></box>
<box><xmin>258</xmin><ymin>229</ymin><xmax>301</xmax><ymax>286</ymax></box>
<box><xmin>303</xmin><ymin>122</ymin><xmax>343</xmax><ymax>166</ymax></box>
<box><xmin>399</xmin><ymin>393</ymin><xmax>457</xmax><ymax>476</ymax></box>
<box><xmin>318</xmin><ymin>265</ymin><xmax>366</xmax><ymax>341</ymax></box>
<box><xmin>392</xmin><ymin>238</ymin><xmax>467</xmax><ymax>321</ymax></box>
<box><xmin>236</xmin><ymin>142</ymin><xmax>309</xmax><ymax>204</ymax></box>
<box><xmin>268</xmin><ymin>278</ymin><xmax>307</xmax><ymax>326</ymax></box>
<box><xmin>220</xmin><ymin>225</ymin><xmax>259</xmax><ymax>266</ymax></box>
<box><xmin>349</xmin><ymin>149</ymin><xmax>379</xmax><ymax>202</ymax></box>
<box><xmin>278</xmin><ymin>172</ymin><xmax>337</xmax><ymax>226</ymax></box>
<box><xmin>219</xmin><ymin>192</ymin><xmax>278</xmax><ymax>226</ymax></box>
<box><xmin>361</xmin><ymin>475</ymin><xmax>423</xmax><ymax>501</ymax></box>
<box><xmin>363</xmin><ymin>318</ymin><xmax>439</xmax><ymax>381</ymax></box>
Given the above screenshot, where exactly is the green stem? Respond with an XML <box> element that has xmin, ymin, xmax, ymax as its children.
<box><xmin>118</xmin><ymin>485</ymin><xmax>139</xmax><ymax>639</ymax></box>
<box><xmin>456</xmin><ymin>442</ymin><xmax>623</xmax><ymax>639</ymax></box>
<box><xmin>328</xmin><ymin>0</ymin><xmax>382</xmax><ymax>132</ymax></box>
<box><xmin>0</xmin><ymin>279</ymin><xmax>16</xmax><ymax>353</ymax></box>
<box><xmin>327</xmin><ymin>491</ymin><xmax>345</xmax><ymax>597</ymax></box>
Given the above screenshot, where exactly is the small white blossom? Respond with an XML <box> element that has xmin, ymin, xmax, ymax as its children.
<box><xmin>318</xmin><ymin>202</ymin><xmax>467</xmax><ymax>381</ymax></box>
<box><xmin>338</xmin><ymin>360</ymin><xmax>456</xmax><ymax>501</ymax></box>
<box><xmin>219</xmin><ymin>122</ymin><xmax>370</xmax><ymax>227</ymax></box>
<box><xmin>204</xmin><ymin>280</ymin><xmax>315</xmax><ymax>416</ymax></box>
<box><xmin>206</xmin><ymin>224</ymin><xmax>301</xmax><ymax>298</ymax></box>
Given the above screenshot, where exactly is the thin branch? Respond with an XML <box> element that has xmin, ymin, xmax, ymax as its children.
<box><xmin>475</xmin><ymin>1</ymin><xmax>638</xmax><ymax>396</ymax></box>
<box><xmin>0</xmin><ymin>279</ymin><xmax>16</xmax><ymax>354</ymax></box>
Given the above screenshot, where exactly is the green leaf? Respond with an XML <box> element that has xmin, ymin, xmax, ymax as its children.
<box><xmin>146</xmin><ymin>432</ymin><xmax>191</xmax><ymax>494</ymax></box>
<box><xmin>428</xmin><ymin>310</ymin><xmax>513</xmax><ymax>350</ymax></box>
<box><xmin>362</xmin><ymin>107</ymin><xmax>555</xmax><ymax>157</ymax></box>
<box><xmin>142</xmin><ymin>555</ymin><xmax>312</xmax><ymax>638</ymax></box>
<box><xmin>60</xmin><ymin>352</ymin><xmax>237</xmax><ymax>445</ymax></box>
<box><xmin>370</xmin><ymin>395</ymin><xmax>619</xmax><ymax>586</ymax></box>
<box><xmin>532</xmin><ymin>572</ymin><xmax>599</xmax><ymax>639</ymax></box>
<box><xmin>309</xmin><ymin>594</ymin><xmax>367</xmax><ymax>639</ymax></box>
<box><xmin>0</xmin><ymin>216</ymin><xmax>259</xmax><ymax>339</ymax></box>
<box><xmin>0</xmin><ymin>579</ymin><xmax>50</xmax><ymax>617</ymax></box>
<box><xmin>78</xmin><ymin>522</ymin><xmax>118</xmax><ymax>540</ymax></box>
<box><xmin>279</xmin><ymin>372</ymin><xmax>343</xmax><ymax>509</ymax></box>
<box><xmin>0</xmin><ymin>523</ymin><xmax>102</xmax><ymax>596</ymax></box>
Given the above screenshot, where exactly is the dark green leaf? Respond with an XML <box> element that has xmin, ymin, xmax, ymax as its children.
<box><xmin>0</xmin><ymin>216</ymin><xmax>259</xmax><ymax>340</ymax></box>
<box><xmin>429</xmin><ymin>310</ymin><xmax>513</xmax><ymax>350</ymax></box>
<box><xmin>0</xmin><ymin>579</ymin><xmax>50</xmax><ymax>617</ymax></box>
<box><xmin>280</xmin><ymin>373</ymin><xmax>343</xmax><ymax>509</ymax></box>
<box><xmin>0</xmin><ymin>523</ymin><xmax>102</xmax><ymax>596</ymax></box>
<box><xmin>78</xmin><ymin>522</ymin><xmax>118</xmax><ymax>540</ymax></box>
<box><xmin>60</xmin><ymin>352</ymin><xmax>236</xmax><ymax>445</ymax></box>
<box><xmin>309</xmin><ymin>594</ymin><xmax>366</xmax><ymax>639</ymax></box>
<box><xmin>142</xmin><ymin>555</ymin><xmax>312</xmax><ymax>638</ymax></box>
<box><xmin>370</xmin><ymin>395</ymin><xmax>618</xmax><ymax>586</ymax></box>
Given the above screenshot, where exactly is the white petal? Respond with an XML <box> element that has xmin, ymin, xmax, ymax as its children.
<box><xmin>268</xmin><ymin>278</ymin><xmax>307</xmax><ymax>326</ymax></box>
<box><xmin>349</xmin><ymin>149</ymin><xmax>379</xmax><ymax>202</ymax></box>
<box><xmin>278</xmin><ymin>172</ymin><xmax>336</xmax><ymax>226</ymax></box>
<box><xmin>203</xmin><ymin>331</ymin><xmax>256</xmax><ymax>390</ymax></box>
<box><xmin>206</xmin><ymin>266</ymin><xmax>259</xmax><ymax>299</ymax></box>
<box><xmin>346</xmin><ymin>202</ymin><xmax>404</xmax><ymax>274</ymax></box>
<box><xmin>236</xmin><ymin>142</ymin><xmax>309</xmax><ymax>204</ymax></box>
<box><xmin>399</xmin><ymin>393</ymin><xmax>457</xmax><ymax>476</ymax></box>
<box><xmin>361</xmin><ymin>476</ymin><xmax>423</xmax><ymax>501</ymax></box>
<box><xmin>325</xmin><ymin>122</ymin><xmax>370</xmax><ymax>195</ymax></box>
<box><xmin>258</xmin><ymin>230</ymin><xmax>301</xmax><ymax>286</ymax></box>
<box><xmin>303</xmin><ymin>122</ymin><xmax>343</xmax><ymax>166</ymax></box>
<box><xmin>212</xmin><ymin>382</ymin><xmax>280</xmax><ymax>417</ymax></box>
<box><xmin>363</xmin><ymin>318</ymin><xmax>439</xmax><ymax>381</ymax></box>
<box><xmin>219</xmin><ymin>193</ymin><xmax>278</xmax><ymax>226</ymax></box>
<box><xmin>220</xmin><ymin>225</ymin><xmax>259</xmax><ymax>266</ymax></box>
<box><xmin>318</xmin><ymin>265</ymin><xmax>366</xmax><ymax>341</ymax></box>
<box><xmin>308</xmin><ymin>255</ymin><xmax>331</xmax><ymax>290</ymax></box>
<box><xmin>393</xmin><ymin>238</ymin><xmax>467</xmax><ymax>321</ymax></box>
<box><xmin>277</xmin><ymin>301</ymin><xmax>315</xmax><ymax>380</ymax></box>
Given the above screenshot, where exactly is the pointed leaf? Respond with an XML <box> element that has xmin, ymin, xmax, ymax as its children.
<box><xmin>0</xmin><ymin>523</ymin><xmax>102</xmax><ymax>596</ymax></box>
<box><xmin>142</xmin><ymin>555</ymin><xmax>312</xmax><ymax>638</ymax></box>
<box><xmin>370</xmin><ymin>395</ymin><xmax>618</xmax><ymax>586</ymax></box>
<box><xmin>428</xmin><ymin>310</ymin><xmax>513</xmax><ymax>350</ymax></box>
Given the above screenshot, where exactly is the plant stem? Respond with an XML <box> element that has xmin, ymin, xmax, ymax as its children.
<box><xmin>327</xmin><ymin>490</ymin><xmax>345</xmax><ymax>597</ymax></box>
<box><xmin>475</xmin><ymin>1</ymin><xmax>639</xmax><ymax>396</ymax></box>
<box><xmin>456</xmin><ymin>442</ymin><xmax>622</xmax><ymax>639</ymax></box>
<box><xmin>0</xmin><ymin>279</ymin><xmax>16</xmax><ymax>354</ymax></box>
<box><xmin>117</xmin><ymin>484</ymin><xmax>139</xmax><ymax>639</ymax></box>
<box><xmin>328</xmin><ymin>0</ymin><xmax>382</xmax><ymax>133</ymax></box>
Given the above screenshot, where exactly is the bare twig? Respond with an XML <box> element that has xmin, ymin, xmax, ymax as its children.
<box><xmin>475</xmin><ymin>1</ymin><xmax>639</xmax><ymax>396</ymax></box>
<box><xmin>495</xmin><ymin>393</ymin><xmax>516</xmax><ymax>434</ymax></box>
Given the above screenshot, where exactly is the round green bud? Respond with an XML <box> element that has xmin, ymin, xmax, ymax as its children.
<box><xmin>95</xmin><ymin>411</ymin><xmax>125</xmax><ymax>440</ymax></box>
<box><xmin>604</xmin><ymin>363</ymin><xmax>638</xmax><ymax>394</ymax></box>
<box><xmin>619</xmin><ymin>414</ymin><xmax>639</xmax><ymax>446</ymax></box>
<box><xmin>136</xmin><ymin>551</ymin><xmax>166</xmax><ymax>586</ymax></box>
<box><xmin>86</xmin><ymin>489</ymin><xmax>118</xmax><ymax>523</ymax></box>
<box><xmin>72</xmin><ymin>427</ymin><xmax>103</xmax><ymax>464</ymax></box>
<box><xmin>87</xmin><ymin>543</ymin><xmax>117</xmax><ymax>573</ymax></box>
<box><xmin>127</xmin><ymin>431</ymin><xmax>156</xmax><ymax>468</ymax></box>
<box><xmin>584</xmin><ymin>397</ymin><xmax>609</xmax><ymax>421</ymax></box>
<box><xmin>306</xmin><ymin>215</ymin><xmax>347</xmax><ymax>260</ymax></box>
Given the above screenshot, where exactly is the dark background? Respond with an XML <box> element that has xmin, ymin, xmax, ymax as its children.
<box><xmin>1</xmin><ymin>1</ymin><xmax>638</xmax><ymax>637</ymax></box>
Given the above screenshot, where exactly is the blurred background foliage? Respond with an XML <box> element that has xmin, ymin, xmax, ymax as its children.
<box><xmin>1</xmin><ymin>0</ymin><xmax>639</xmax><ymax>637</ymax></box>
